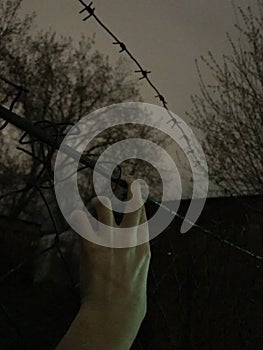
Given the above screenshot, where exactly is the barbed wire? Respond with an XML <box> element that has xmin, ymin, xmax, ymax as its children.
<box><xmin>0</xmin><ymin>33</ymin><xmax>262</xmax><ymax>341</ymax></box>
<box><xmin>0</xmin><ymin>2</ymin><xmax>262</xmax><ymax>279</ymax></box>
<box><xmin>77</xmin><ymin>0</ymin><xmax>263</xmax><ymax>262</ymax></box>
<box><xmin>77</xmin><ymin>0</ymin><xmax>263</xmax><ymax>201</ymax></box>
<box><xmin>1</xmin><ymin>0</ymin><xmax>262</xmax><ymax>263</ymax></box>
<box><xmin>0</xmin><ymin>101</ymin><xmax>262</xmax><ymax>263</ymax></box>
<box><xmin>77</xmin><ymin>0</ymin><xmax>205</xmax><ymax>167</ymax></box>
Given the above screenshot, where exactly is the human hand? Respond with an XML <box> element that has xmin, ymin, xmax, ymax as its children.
<box><xmin>56</xmin><ymin>176</ymin><xmax>151</xmax><ymax>350</ymax></box>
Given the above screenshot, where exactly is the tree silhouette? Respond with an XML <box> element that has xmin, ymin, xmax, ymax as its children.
<box><xmin>188</xmin><ymin>0</ymin><xmax>262</xmax><ymax>196</ymax></box>
<box><xmin>0</xmin><ymin>0</ymin><xmax>167</xmax><ymax>222</ymax></box>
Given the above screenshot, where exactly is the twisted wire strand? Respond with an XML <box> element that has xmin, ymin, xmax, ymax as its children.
<box><xmin>77</xmin><ymin>0</ymin><xmax>203</xmax><ymax>168</ymax></box>
<box><xmin>0</xmin><ymin>104</ymin><xmax>262</xmax><ymax>263</ymax></box>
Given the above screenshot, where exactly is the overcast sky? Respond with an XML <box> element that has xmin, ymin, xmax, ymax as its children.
<box><xmin>20</xmin><ymin>0</ymin><xmax>255</xmax><ymax>119</ymax></box>
<box><xmin>19</xmin><ymin>0</ymin><xmax>256</xmax><ymax>197</ymax></box>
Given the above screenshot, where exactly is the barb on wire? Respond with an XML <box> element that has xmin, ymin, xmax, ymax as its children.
<box><xmin>135</xmin><ymin>69</ymin><xmax>152</xmax><ymax>80</ymax></box>
<box><xmin>79</xmin><ymin>1</ymin><xmax>95</xmax><ymax>20</ymax></box>
<box><xmin>0</xmin><ymin>104</ymin><xmax>262</xmax><ymax>263</ymax></box>
<box><xmin>155</xmin><ymin>93</ymin><xmax>167</xmax><ymax>107</ymax></box>
<box><xmin>113</xmin><ymin>41</ymin><xmax>126</xmax><ymax>53</ymax></box>
<box><xmin>77</xmin><ymin>0</ymin><xmax>205</xmax><ymax>183</ymax></box>
<box><xmin>77</xmin><ymin>0</ymin><xmax>178</xmax><ymax>124</ymax></box>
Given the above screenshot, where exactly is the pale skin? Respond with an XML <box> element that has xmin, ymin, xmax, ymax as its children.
<box><xmin>56</xmin><ymin>176</ymin><xmax>151</xmax><ymax>350</ymax></box>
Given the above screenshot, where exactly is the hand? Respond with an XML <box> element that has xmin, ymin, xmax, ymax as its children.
<box><xmin>56</xmin><ymin>176</ymin><xmax>151</xmax><ymax>350</ymax></box>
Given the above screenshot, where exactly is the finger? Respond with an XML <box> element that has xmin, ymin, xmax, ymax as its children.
<box><xmin>125</xmin><ymin>175</ymin><xmax>134</xmax><ymax>201</ymax></box>
<box><xmin>71</xmin><ymin>210</ymin><xmax>94</xmax><ymax>235</ymax></box>
<box><xmin>90</xmin><ymin>196</ymin><xmax>114</xmax><ymax>226</ymax></box>
<box><xmin>90</xmin><ymin>196</ymin><xmax>115</xmax><ymax>245</ymax></box>
<box><xmin>137</xmin><ymin>204</ymin><xmax>150</xmax><ymax>248</ymax></box>
<box><xmin>70</xmin><ymin>210</ymin><xmax>95</xmax><ymax>249</ymax></box>
<box><xmin>140</xmin><ymin>204</ymin><xmax>147</xmax><ymax>224</ymax></box>
<box><xmin>121</xmin><ymin>176</ymin><xmax>143</xmax><ymax>229</ymax></box>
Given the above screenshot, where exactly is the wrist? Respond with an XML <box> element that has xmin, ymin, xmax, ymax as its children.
<box><xmin>78</xmin><ymin>302</ymin><xmax>137</xmax><ymax>350</ymax></box>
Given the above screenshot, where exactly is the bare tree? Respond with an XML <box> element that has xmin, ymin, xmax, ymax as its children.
<box><xmin>188</xmin><ymin>0</ymin><xmax>263</xmax><ymax>196</ymax></box>
<box><xmin>0</xmin><ymin>0</ymin><xmax>170</xmax><ymax>222</ymax></box>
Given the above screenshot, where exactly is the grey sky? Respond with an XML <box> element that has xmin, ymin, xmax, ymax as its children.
<box><xmin>20</xmin><ymin>0</ymin><xmax>254</xmax><ymax>119</ymax></box>
<box><xmin>19</xmin><ymin>0</ymin><xmax>256</xmax><ymax>197</ymax></box>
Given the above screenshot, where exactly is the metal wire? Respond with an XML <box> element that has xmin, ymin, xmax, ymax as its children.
<box><xmin>77</xmin><ymin>0</ymin><xmax>205</xmax><ymax>170</ymax></box>
<box><xmin>0</xmin><ymin>102</ymin><xmax>262</xmax><ymax>265</ymax></box>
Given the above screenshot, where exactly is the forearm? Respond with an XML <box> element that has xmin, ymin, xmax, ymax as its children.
<box><xmin>55</xmin><ymin>302</ymin><xmax>138</xmax><ymax>350</ymax></box>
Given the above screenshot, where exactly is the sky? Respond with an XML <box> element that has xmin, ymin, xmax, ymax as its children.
<box><xmin>20</xmin><ymin>0</ymin><xmax>254</xmax><ymax>119</ymax></box>
<box><xmin>19</xmin><ymin>0</ymin><xmax>256</xmax><ymax>197</ymax></box>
